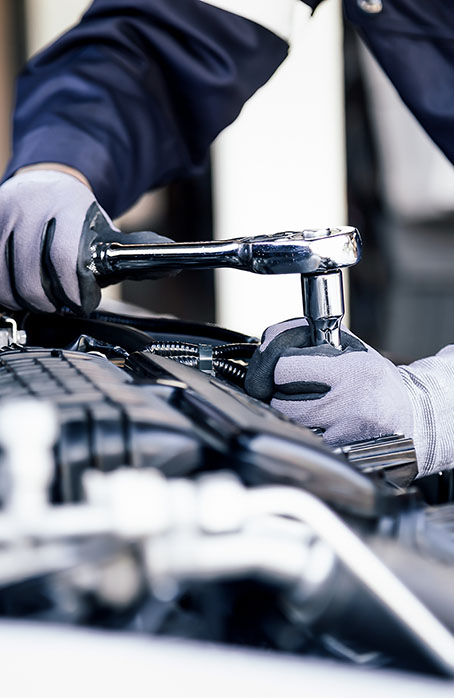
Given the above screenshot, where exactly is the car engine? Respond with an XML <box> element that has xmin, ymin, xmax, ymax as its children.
<box><xmin>0</xmin><ymin>303</ymin><xmax>452</xmax><ymax>688</ymax></box>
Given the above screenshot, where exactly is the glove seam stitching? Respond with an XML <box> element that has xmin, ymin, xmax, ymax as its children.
<box><xmin>399</xmin><ymin>368</ymin><xmax>436</xmax><ymax>475</ymax></box>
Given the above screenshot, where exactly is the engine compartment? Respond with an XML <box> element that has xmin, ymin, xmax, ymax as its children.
<box><xmin>0</xmin><ymin>309</ymin><xmax>452</xmax><ymax>680</ymax></box>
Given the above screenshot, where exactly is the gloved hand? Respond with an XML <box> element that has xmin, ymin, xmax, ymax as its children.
<box><xmin>245</xmin><ymin>318</ymin><xmax>454</xmax><ymax>477</ymax></box>
<box><xmin>0</xmin><ymin>169</ymin><xmax>172</xmax><ymax>314</ymax></box>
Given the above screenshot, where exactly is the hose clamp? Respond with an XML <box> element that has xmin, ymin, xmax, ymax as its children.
<box><xmin>198</xmin><ymin>344</ymin><xmax>214</xmax><ymax>374</ymax></box>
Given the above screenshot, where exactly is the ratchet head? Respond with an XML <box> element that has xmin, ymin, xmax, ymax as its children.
<box><xmin>237</xmin><ymin>227</ymin><xmax>362</xmax><ymax>275</ymax></box>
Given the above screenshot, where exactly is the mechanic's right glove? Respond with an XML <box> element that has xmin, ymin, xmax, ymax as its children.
<box><xmin>0</xmin><ymin>169</ymin><xmax>172</xmax><ymax>315</ymax></box>
<box><xmin>245</xmin><ymin>318</ymin><xmax>454</xmax><ymax>478</ymax></box>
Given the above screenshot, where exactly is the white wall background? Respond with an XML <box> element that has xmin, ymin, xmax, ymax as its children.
<box><xmin>25</xmin><ymin>0</ymin><xmax>91</xmax><ymax>57</ymax></box>
<box><xmin>213</xmin><ymin>1</ymin><xmax>347</xmax><ymax>336</ymax></box>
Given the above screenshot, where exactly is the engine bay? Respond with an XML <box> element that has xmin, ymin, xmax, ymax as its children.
<box><xmin>0</xmin><ymin>308</ymin><xmax>452</xmax><ymax>681</ymax></box>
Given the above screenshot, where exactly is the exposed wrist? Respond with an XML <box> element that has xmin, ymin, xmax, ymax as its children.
<box><xmin>15</xmin><ymin>163</ymin><xmax>92</xmax><ymax>190</ymax></box>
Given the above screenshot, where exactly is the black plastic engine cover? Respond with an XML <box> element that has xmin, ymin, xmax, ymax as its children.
<box><xmin>0</xmin><ymin>347</ymin><xmax>201</xmax><ymax>501</ymax></box>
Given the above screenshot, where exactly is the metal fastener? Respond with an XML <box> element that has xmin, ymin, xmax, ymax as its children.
<box><xmin>198</xmin><ymin>344</ymin><xmax>214</xmax><ymax>374</ymax></box>
<box><xmin>357</xmin><ymin>0</ymin><xmax>383</xmax><ymax>14</ymax></box>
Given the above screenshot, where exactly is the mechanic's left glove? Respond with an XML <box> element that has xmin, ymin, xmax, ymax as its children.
<box><xmin>0</xmin><ymin>169</ymin><xmax>172</xmax><ymax>315</ymax></box>
<box><xmin>245</xmin><ymin>318</ymin><xmax>454</xmax><ymax>477</ymax></box>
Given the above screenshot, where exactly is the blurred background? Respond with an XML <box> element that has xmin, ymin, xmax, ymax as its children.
<box><xmin>0</xmin><ymin>0</ymin><xmax>453</xmax><ymax>359</ymax></box>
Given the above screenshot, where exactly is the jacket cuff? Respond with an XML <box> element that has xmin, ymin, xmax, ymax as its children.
<box><xmin>2</xmin><ymin>125</ymin><xmax>119</xmax><ymax>216</ymax></box>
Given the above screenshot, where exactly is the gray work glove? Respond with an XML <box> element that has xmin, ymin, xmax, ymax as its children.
<box><xmin>0</xmin><ymin>170</ymin><xmax>172</xmax><ymax>314</ymax></box>
<box><xmin>245</xmin><ymin>318</ymin><xmax>454</xmax><ymax>477</ymax></box>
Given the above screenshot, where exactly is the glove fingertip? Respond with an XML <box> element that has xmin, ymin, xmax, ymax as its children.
<box><xmin>260</xmin><ymin>317</ymin><xmax>309</xmax><ymax>352</ymax></box>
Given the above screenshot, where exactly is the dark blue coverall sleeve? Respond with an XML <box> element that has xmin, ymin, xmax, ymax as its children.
<box><xmin>4</xmin><ymin>0</ymin><xmax>454</xmax><ymax>218</ymax></box>
<box><xmin>4</xmin><ymin>0</ymin><xmax>289</xmax><ymax>217</ymax></box>
<box><xmin>343</xmin><ymin>1</ymin><xmax>454</xmax><ymax>171</ymax></box>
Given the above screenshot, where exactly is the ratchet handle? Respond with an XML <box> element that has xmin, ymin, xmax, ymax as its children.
<box><xmin>91</xmin><ymin>239</ymin><xmax>243</xmax><ymax>285</ymax></box>
<box><xmin>89</xmin><ymin>238</ymin><xmax>185</xmax><ymax>287</ymax></box>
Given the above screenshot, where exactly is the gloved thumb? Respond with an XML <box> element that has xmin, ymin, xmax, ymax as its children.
<box><xmin>245</xmin><ymin>319</ymin><xmax>312</xmax><ymax>401</ymax></box>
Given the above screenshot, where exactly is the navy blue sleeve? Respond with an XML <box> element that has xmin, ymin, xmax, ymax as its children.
<box><xmin>344</xmin><ymin>0</ymin><xmax>454</xmax><ymax>165</ymax></box>
<box><xmin>4</xmin><ymin>0</ymin><xmax>288</xmax><ymax>217</ymax></box>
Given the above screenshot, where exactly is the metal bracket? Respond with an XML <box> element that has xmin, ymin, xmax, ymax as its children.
<box><xmin>338</xmin><ymin>434</ymin><xmax>418</xmax><ymax>488</ymax></box>
<box><xmin>0</xmin><ymin>316</ymin><xmax>27</xmax><ymax>348</ymax></box>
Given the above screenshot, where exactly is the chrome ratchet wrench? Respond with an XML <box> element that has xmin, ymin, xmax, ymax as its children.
<box><xmin>91</xmin><ymin>227</ymin><xmax>362</xmax><ymax>349</ymax></box>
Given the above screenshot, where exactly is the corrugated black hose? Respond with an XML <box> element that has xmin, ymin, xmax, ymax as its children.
<box><xmin>146</xmin><ymin>341</ymin><xmax>258</xmax><ymax>387</ymax></box>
